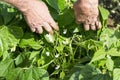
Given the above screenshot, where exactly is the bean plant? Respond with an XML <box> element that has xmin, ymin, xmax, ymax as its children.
<box><xmin>0</xmin><ymin>0</ymin><xmax>120</xmax><ymax>80</ymax></box>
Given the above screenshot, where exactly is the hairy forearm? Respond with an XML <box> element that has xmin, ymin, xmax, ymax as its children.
<box><xmin>3</xmin><ymin>0</ymin><xmax>27</xmax><ymax>4</ymax></box>
<box><xmin>2</xmin><ymin>0</ymin><xmax>31</xmax><ymax>13</ymax></box>
<box><xmin>3</xmin><ymin>0</ymin><xmax>21</xmax><ymax>5</ymax></box>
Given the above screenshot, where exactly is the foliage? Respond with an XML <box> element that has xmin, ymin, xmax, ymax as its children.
<box><xmin>0</xmin><ymin>0</ymin><xmax>120</xmax><ymax>80</ymax></box>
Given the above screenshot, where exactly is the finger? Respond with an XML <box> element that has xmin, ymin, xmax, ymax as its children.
<box><xmin>25</xmin><ymin>17</ymin><xmax>36</xmax><ymax>32</ymax></box>
<box><xmin>84</xmin><ymin>23</ymin><xmax>90</xmax><ymax>31</ymax></box>
<box><xmin>90</xmin><ymin>23</ymin><xmax>96</xmax><ymax>31</ymax></box>
<box><xmin>75</xmin><ymin>14</ymin><xmax>83</xmax><ymax>24</ymax></box>
<box><xmin>36</xmin><ymin>26</ymin><xmax>43</xmax><ymax>34</ymax></box>
<box><xmin>76</xmin><ymin>19</ymin><xmax>81</xmax><ymax>24</ymax></box>
<box><xmin>30</xmin><ymin>26</ymin><xmax>36</xmax><ymax>32</ymax></box>
<box><xmin>49</xmin><ymin>20</ymin><xmax>59</xmax><ymax>31</ymax></box>
<box><xmin>98</xmin><ymin>21</ymin><xmax>102</xmax><ymax>29</ymax></box>
<box><xmin>43</xmin><ymin>22</ymin><xmax>53</xmax><ymax>34</ymax></box>
<box><xmin>95</xmin><ymin>20</ymin><xmax>101</xmax><ymax>29</ymax></box>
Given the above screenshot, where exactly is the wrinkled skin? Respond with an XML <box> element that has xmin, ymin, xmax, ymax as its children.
<box><xmin>4</xmin><ymin>0</ymin><xmax>101</xmax><ymax>34</ymax></box>
<box><xmin>4</xmin><ymin>0</ymin><xmax>59</xmax><ymax>34</ymax></box>
<box><xmin>73</xmin><ymin>0</ymin><xmax>101</xmax><ymax>30</ymax></box>
<box><xmin>23</xmin><ymin>1</ymin><xmax>59</xmax><ymax>34</ymax></box>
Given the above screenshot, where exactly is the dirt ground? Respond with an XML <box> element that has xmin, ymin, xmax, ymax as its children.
<box><xmin>99</xmin><ymin>0</ymin><xmax>120</xmax><ymax>27</ymax></box>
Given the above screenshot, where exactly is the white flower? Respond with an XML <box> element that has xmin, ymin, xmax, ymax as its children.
<box><xmin>55</xmin><ymin>65</ymin><xmax>60</xmax><ymax>70</ymax></box>
<box><xmin>62</xmin><ymin>39</ymin><xmax>69</xmax><ymax>45</ymax></box>
<box><xmin>46</xmin><ymin>52</ymin><xmax>50</xmax><ymax>56</ymax></box>
<box><xmin>111</xmin><ymin>10</ymin><xmax>115</xmax><ymax>13</ymax></box>
<box><xmin>11</xmin><ymin>46</ymin><xmax>16</xmax><ymax>52</ymax></box>
<box><xmin>63</xmin><ymin>29</ymin><xmax>67</xmax><ymax>34</ymax></box>
<box><xmin>55</xmin><ymin>54</ymin><xmax>59</xmax><ymax>58</ymax></box>
<box><xmin>107</xmin><ymin>55</ymin><xmax>111</xmax><ymax>59</ymax></box>
<box><xmin>46</xmin><ymin>34</ymin><xmax>53</xmax><ymax>43</ymax></box>
<box><xmin>118</xmin><ymin>3</ymin><xmax>120</xmax><ymax>6</ymax></box>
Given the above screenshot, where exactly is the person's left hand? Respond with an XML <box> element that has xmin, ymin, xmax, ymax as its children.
<box><xmin>73</xmin><ymin>0</ymin><xmax>101</xmax><ymax>31</ymax></box>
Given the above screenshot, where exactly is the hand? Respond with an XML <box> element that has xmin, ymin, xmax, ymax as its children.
<box><xmin>73</xmin><ymin>0</ymin><xmax>101</xmax><ymax>31</ymax></box>
<box><xmin>7</xmin><ymin>0</ymin><xmax>59</xmax><ymax>34</ymax></box>
<box><xmin>24</xmin><ymin>1</ymin><xmax>59</xmax><ymax>34</ymax></box>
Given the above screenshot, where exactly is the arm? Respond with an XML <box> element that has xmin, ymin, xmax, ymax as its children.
<box><xmin>3</xmin><ymin>0</ymin><xmax>35</xmax><ymax>13</ymax></box>
<box><xmin>2</xmin><ymin>0</ymin><xmax>59</xmax><ymax>34</ymax></box>
<box><xmin>73</xmin><ymin>0</ymin><xmax>101</xmax><ymax>30</ymax></box>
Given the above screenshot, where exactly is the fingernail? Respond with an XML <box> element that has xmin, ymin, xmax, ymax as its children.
<box><xmin>55</xmin><ymin>25</ymin><xmax>59</xmax><ymax>31</ymax></box>
<box><xmin>92</xmin><ymin>26</ymin><xmax>96</xmax><ymax>31</ymax></box>
<box><xmin>84</xmin><ymin>24</ymin><xmax>90</xmax><ymax>31</ymax></box>
<box><xmin>98</xmin><ymin>22</ymin><xmax>102</xmax><ymax>29</ymax></box>
<box><xmin>49</xmin><ymin>30</ymin><xmax>53</xmax><ymax>35</ymax></box>
<box><xmin>31</xmin><ymin>28</ymin><xmax>36</xmax><ymax>32</ymax></box>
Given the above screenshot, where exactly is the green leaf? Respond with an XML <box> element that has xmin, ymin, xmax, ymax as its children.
<box><xmin>15</xmin><ymin>53</ymin><xmax>25</xmax><ymax>66</ymax></box>
<box><xmin>46</xmin><ymin>0</ymin><xmax>59</xmax><ymax>12</ymax></box>
<box><xmin>0</xmin><ymin>26</ymin><xmax>23</xmax><ymax>57</ymax></box>
<box><xmin>29</xmin><ymin>51</ymin><xmax>40</xmax><ymax>60</ymax></box>
<box><xmin>64</xmin><ymin>64</ymin><xmax>112</xmax><ymax>80</ymax></box>
<box><xmin>50</xmin><ymin>78</ymin><xmax>57</xmax><ymax>80</ymax></box>
<box><xmin>58</xmin><ymin>9</ymin><xmax>74</xmax><ymax>26</ymax></box>
<box><xmin>49</xmin><ymin>8</ymin><xmax>59</xmax><ymax>20</ymax></box>
<box><xmin>77</xmin><ymin>39</ymin><xmax>102</xmax><ymax>50</ymax></box>
<box><xmin>114</xmin><ymin>58</ymin><xmax>120</xmax><ymax>68</ymax></box>
<box><xmin>106</xmin><ymin>55</ymin><xmax>114</xmax><ymax>71</ymax></box>
<box><xmin>6</xmin><ymin>68</ymin><xmax>23</xmax><ymax>80</ymax></box>
<box><xmin>0</xmin><ymin>13</ymin><xmax>4</xmax><ymax>25</ymax></box>
<box><xmin>19</xmin><ymin>32</ymin><xmax>42</xmax><ymax>50</ymax></box>
<box><xmin>63</xmin><ymin>64</ymin><xmax>82</xmax><ymax>80</ymax></box>
<box><xmin>44</xmin><ymin>34</ymin><xmax>55</xmax><ymax>43</ymax></box>
<box><xmin>100</xmin><ymin>28</ymin><xmax>117</xmax><ymax>49</ymax></box>
<box><xmin>99</xmin><ymin>6</ymin><xmax>110</xmax><ymax>20</ymax></box>
<box><xmin>99</xmin><ymin>6</ymin><xmax>110</xmax><ymax>27</ymax></box>
<box><xmin>40</xmin><ymin>49</ymin><xmax>53</xmax><ymax>67</ymax></box>
<box><xmin>107</xmin><ymin>48</ymin><xmax>120</xmax><ymax>56</ymax></box>
<box><xmin>0</xmin><ymin>3</ymin><xmax>17</xmax><ymax>25</ymax></box>
<box><xmin>6</xmin><ymin>67</ymin><xmax>49</xmax><ymax>80</ymax></box>
<box><xmin>113</xmin><ymin>68</ymin><xmax>120</xmax><ymax>80</ymax></box>
<box><xmin>24</xmin><ymin>67</ymin><xmax>49</xmax><ymax>80</ymax></box>
<box><xmin>8</xmin><ymin>26</ymin><xmax>23</xmax><ymax>39</ymax></box>
<box><xmin>58</xmin><ymin>0</ymin><xmax>66</xmax><ymax>11</ymax></box>
<box><xmin>0</xmin><ymin>59</ymin><xmax>15</xmax><ymax>77</ymax></box>
<box><xmin>91</xmin><ymin>74</ymin><xmax>112</xmax><ymax>80</ymax></box>
<box><xmin>91</xmin><ymin>49</ymin><xmax>106</xmax><ymax>62</ymax></box>
<box><xmin>60</xmin><ymin>71</ymin><xmax>65</xmax><ymax>79</ymax></box>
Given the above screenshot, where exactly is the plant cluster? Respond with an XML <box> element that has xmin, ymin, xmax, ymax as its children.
<box><xmin>0</xmin><ymin>0</ymin><xmax>120</xmax><ymax>80</ymax></box>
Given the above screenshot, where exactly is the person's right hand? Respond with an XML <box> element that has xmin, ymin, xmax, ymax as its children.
<box><xmin>73</xmin><ymin>0</ymin><xmax>101</xmax><ymax>31</ymax></box>
<box><xmin>23</xmin><ymin>1</ymin><xmax>59</xmax><ymax>34</ymax></box>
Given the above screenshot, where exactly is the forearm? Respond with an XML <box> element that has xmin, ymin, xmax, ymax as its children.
<box><xmin>3</xmin><ymin>0</ymin><xmax>22</xmax><ymax>5</ymax></box>
<box><xmin>2</xmin><ymin>0</ymin><xmax>31</xmax><ymax>13</ymax></box>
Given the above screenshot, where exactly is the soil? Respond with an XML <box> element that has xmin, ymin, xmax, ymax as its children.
<box><xmin>99</xmin><ymin>0</ymin><xmax>120</xmax><ymax>27</ymax></box>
